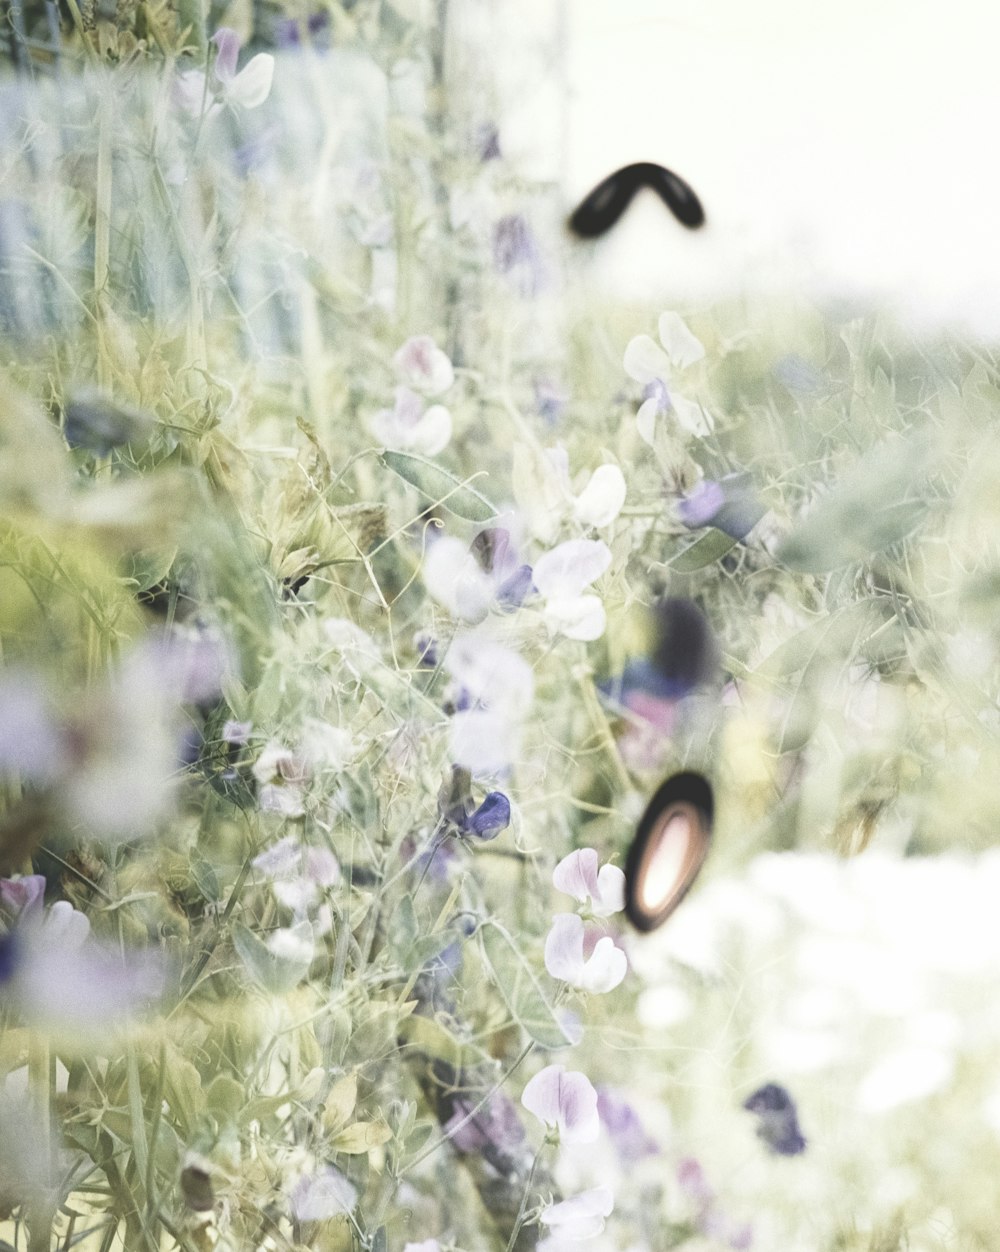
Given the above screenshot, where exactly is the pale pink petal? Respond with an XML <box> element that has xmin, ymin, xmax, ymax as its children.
<box><xmin>411</xmin><ymin>404</ymin><xmax>452</xmax><ymax>456</ymax></box>
<box><xmin>210</xmin><ymin>27</ymin><xmax>240</xmax><ymax>83</ymax></box>
<box><xmin>226</xmin><ymin>53</ymin><xmax>275</xmax><ymax>109</ymax></box>
<box><xmin>533</xmin><ymin>539</ymin><xmax>611</xmax><ymax>599</ymax></box>
<box><xmin>635</xmin><ymin>396</ymin><xmax>659</xmax><ymax>446</ymax></box>
<box><xmin>542</xmin><ymin>594</ymin><xmax>606</xmax><ymax>642</ymax></box>
<box><xmin>552</xmin><ymin>849</ymin><xmax>601</xmax><ymax>904</ymax></box>
<box><xmin>423</xmin><ymin>537</ymin><xmax>493</xmax><ymax>622</ymax></box>
<box><xmin>521</xmin><ymin>1064</ymin><xmax>599</xmax><ymax>1144</ymax></box>
<box><xmin>544</xmin><ymin>913</ymin><xmax>587</xmax><ymax>983</ymax></box>
<box><xmin>573</xmin><ymin>464</ymin><xmax>626</xmax><ymax>528</ymax></box>
<box><xmin>623</xmin><ymin>333</ymin><xmax>671</xmax><ymax>385</ymax></box>
<box><xmin>658</xmin><ymin>311</ymin><xmax>705</xmax><ymax>369</ymax></box>
<box><xmin>393</xmin><ymin>336</ymin><xmax>454</xmax><ymax>396</ymax></box>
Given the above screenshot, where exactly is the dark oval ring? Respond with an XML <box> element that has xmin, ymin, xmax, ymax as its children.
<box><xmin>624</xmin><ymin>770</ymin><xmax>713</xmax><ymax>932</ymax></box>
<box><xmin>568</xmin><ymin>162</ymin><xmax>706</xmax><ymax>238</ymax></box>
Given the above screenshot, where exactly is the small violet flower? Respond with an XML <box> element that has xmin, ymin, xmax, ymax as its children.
<box><xmin>533</xmin><ymin>538</ymin><xmax>612</xmax><ymax>641</ymax></box>
<box><xmin>678</xmin><ymin>472</ymin><xmax>766</xmax><ymax>541</ymax></box>
<box><xmin>538</xmin><ymin>1186</ymin><xmax>614</xmax><ymax>1246</ymax></box>
<box><xmin>552</xmin><ymin>848</ymin><xmax>625</xmax><ymax>917</ymax></box>
<box><xmin>597</xmin><ymin>1087</ymin><xmax>659</xmax><ymax>1162</ymax></box>
<box><xmin>742</xmin><ymin>1082</ymin><xmax>807</xmax><ymax>1156</ymax></box>
<box><xmin>438</xmin><ymin>766</ymin><xmax>512</xmax><ymax>840</ymax></box>
<box><xmin>544</xmin><ymin>914</ymin><xmax>627</xmax><ymax>993</ymax></box>
<box><xmin>624</xmin><ymin>311</ymin><xmax>711</xmax><ymax>442</ymax></box>
<box><xmin>423</xmin><ymin>526</ymin><xmax>533</xmax><ymax>623</ymax></box>
<box><xmin>521</xmin><ymin>1064</ymin><xmax>600</xmax><ymax>1144</ymax></box>
<box><xmin>371</xmin><ymin>386</ymin><xmax>452</xmax><ymax>457</ymax></box>
<box><xmin>175</xmin><ymin>28</ymin><xmax>275</xmax><ymax>118</ymax></box>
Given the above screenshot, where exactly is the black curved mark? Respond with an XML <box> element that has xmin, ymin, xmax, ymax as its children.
<box><xmin>568</xmin><ymin>162</ymin><xmax>706</xmax><ymax>238</ymax></box>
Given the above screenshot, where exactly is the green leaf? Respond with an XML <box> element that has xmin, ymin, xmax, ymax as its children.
<box><xmin>381</xmin><ymin>450</ymin><xmax>498</xmax><ymax>522</ymax></box>
<box><xmin>778</xmin><ymin>435</ymin><xmax>931</xmax><ymax>572</ymax></box>
<box><xmin>232</xmin><ymin>922</ymin><xmax>311</xmax><ymax>994</ymax></box>
<box><xmin>398</xmin><ymin>1012</ymin><xmax>471</xmax><ymax>1071</ymax></box>
<box><xmin>479</xmin><ymin>922</ymin><xmax>571</xmax><ymax>1050</ymax></box>
<box><xmin>669</xmin><ymin>528</ymin><xmax>738</xmax><ymax>571</ymax></box>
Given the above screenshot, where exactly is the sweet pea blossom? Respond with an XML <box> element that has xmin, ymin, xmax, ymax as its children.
<box><xmin>533</xmin><ymin>538</ymin><xmax>612</xmax><ymax>641</ymax></box>
<box><xmin>538</xmin><ymin>1186</ymin><xmax>614</xmax><ymax>1245</ymax></box>
<box><xmin>371</xmin><ymin>386</ymin><xmax>452</xmax><ymax>456</ymax></box>
<box><xmin>513</xmin><ymin>444</ymin><xmax>626</xmax><ymax>540</ymax></box>
<box><xmin>521</xmin><ymin>1064</ymin><xmax>600</xmax><ymax>1144</ymax></box>
<box><xmin>392</xmin><ymin>335</ymin><xmax>454</xmax><ymax>396</ymax></box>
<box><xmin>175</xmin><ymin>28</ymin><xmax>275</xmax><ymax>118</ymax></box>
<box><xmin>678</xmin><ymin>472</ymin><xmax>767</xmax><ymax>540</ymax></box>
<box><xmin>553</xmin><ymin>849</ymin><xmax>625</xmax><ymax>917</ymax></box>
<box><xmin>624</xmin><ymin>311</ymin><xmax>712</xmax><ymax>442</ymax></box>
<box><xmin>423</xmin><ymin>526</ymin><xmax>532</xmax><ymax>622</ymax></box>
<box><xmin>544</xmin><ymin>914</ymin><xmax>627</xmax><ymax>993</ymax></box>
<box><xmin>443</xmin><ymin>634</ymin><xmax>534</xmax><ymax>774</ymax></box>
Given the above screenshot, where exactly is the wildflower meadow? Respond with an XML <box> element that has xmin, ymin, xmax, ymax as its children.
<box><xmin>2</xmin><ymin>4</ymin><xmax>1000</xmax><ymax>1251</ymax></box>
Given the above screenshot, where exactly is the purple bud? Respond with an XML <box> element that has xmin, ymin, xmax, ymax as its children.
<box><xmin>464</xmin><ymin>791</ymin><xmax>510</xmax><ymax>840</ymax></box>
<box><xmin>678</xmin><ymin>472</ymin><xmax>766</xmax><ymax>541</ymax></box>
<box><xmin>597</xmin><ymin>1087</ymin><xmax>659</xmax><ymax>1161</ymax></box>
<box><xmin>678</xmin><ymin>480</ymin><xmax>727</xmax><ymax>529</ymax></box>
<box><xmin>742</xmin><ymin>1083</ymin><xmax>807</xmax><ymax>1156</ymax></box>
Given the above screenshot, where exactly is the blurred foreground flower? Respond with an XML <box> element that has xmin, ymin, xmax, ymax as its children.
<box><xmin>393</xmin><ymin>335</ymin><xmax>454</xmax><ymax>396</ymax></box>
<box><xmin>521</xmin><ymin>1064</ymin><xmax>600</xmax><ymax>1144</ymax></box>
<box><xmin>742</xmin><ymin>1082</ymin><xmax>807</xmax><ymax>1156</ymax></box>
<box><xmin>444</xmin><ymin>634</ymin><xmax>533</xmax><ymax>774</ymax></box>
<box><xmin>624</xmin><ymin>311</ymin><xmax>711</xmax><ymax>441</ymax></box>
<box><xmin>290</xmin><ymin>1164</ymin><xmax>358</xmax><ymax>1221</ymax></box>
<box><xmin>553</xmin><ymin>848</ymin><xmax>625</xmax><ymax>917</ymax></box>
<box><xmin>544</xmin><ymin>914</ymin><xmax>627</xmax><ymax>993</ymax></box>
<box><xmin>371</xmin><ymin>386</ymin><xmax>452</xmax><ymax>456</ymax></box>
<box><xmin>423</xmin><ymin>526</ymin><xmax>532</xmax><ymax>622</ymax></box>
<box><xmin>0</xmin><ymin>887</ymin><xmax>164</xmax><ymax>1040</ymax></box>
<box><xmin>538</xmin><ymin>1186</ymin><xmax>614</xmax><ymax>1247</ymax></box>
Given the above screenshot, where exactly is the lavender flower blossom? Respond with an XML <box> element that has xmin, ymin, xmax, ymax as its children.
<box><xmin>596</xmin><ymin>1087</ymin><xmax>659</xmax><ymax>1162</ymax></box>
<box><xmin>392</xmin><ymin>335</ymin><xmax>454</xmax><ymax>396</ymax></box>
<box><xmin>538</xmin><ymin>1187</ymin><xmax>614</xmax><ymax>1246</ymax></box>
<box><xmin>443</xmin><ymin>635</ymin><xmax>534</xmax><ymax>775</ymax></box>
<box><xmin>438</xmin><ymin>766</ymin><xmax>512</xmax><ymax>840</ymax></box>
<box><xmin>533</xmin><ymin>538</ymin><xmax>613</xmax><ymax>641</ymax></box>
<box><xmin>678</xmin><ymin>472</ymin><xmax>766</xmax><ymax>540</ymax></box>
<box><xmin>493</xmin><ymin>213</ymin><xmax>543</xmax><ymax>296</ymax></box>
<box><xmin>742</xmin><ymin>1082</ymin><xmax>807</xmax><ymax>1156</ymax></box>
<box><xmin>544</xmin><ymin>914</ymin><xmax>627</xmax><ymax>993</ymax></box>
<box><xmin>552</xmin><ymin>848</ymin><xmax>625</xmax><ymax>917</ymax></box>
<box><xmin>624</xmin><ymin>311</ymin><xmax>711</xmax><ymax>441</ymax></box>
<box><xmin>444</xmin><ymin>1089</ymin><xmax>526</xmax><ymax>1155</ymax></box>
<box><xmin>174</xmin><ymin>28</ymin><xmax>274</xmax><ymax>118</ymax></box>
<box><xmin>424</xmin><ymin>527</ymin><xmax>533</xmax><ymax>623</ymax></box>
<box><xmin>521</xmin><ymin>1064</ymin><xmax>600</xmax><ymax>1144</ymax></box>
<box><xmin>371</xmin><ymin>386</ymin><xmax>452</xmax><ymax>456</ymax></box>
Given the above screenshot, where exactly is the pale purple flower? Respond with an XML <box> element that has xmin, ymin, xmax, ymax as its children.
<box><xmin>624</xmin><ymin>311</ymin><xmax>711</xmax><ymax>442</ymax></box>
<box><xmin>534</xmin><ymin>378</ymin><xmax>568</xmax><ymax>424</ymax></box>
<box><xmin>290</xmin><ymin>1166</ymin><xmax>357</xmax><ymax>1221</ymax></box>
<box><xmin>175</xmin><ymin>28</ymin><xmax>274</xmax><ymax>118</ymax></box>
<box><xmin>392</xmin><ymin>335</ymin><xmax>454</xmax><ymax>396</ymax></box>
<box><xmin>552</xmin><ymin>849</ymin><xmax>625</xmax><ymax>917</ymax></box>
<box><xmin>521</xmin><ymin>1064</ymin><xmax>600</xmax><ymax>1144</ymax></box>
<box><xmin>223</xmin><ymin>719</ymin><xmax>252</xmax><ymax>746</ymax></box>
<box><xmin>253</xmin><ymin>835</ymin><xmax>340</xmax><ymax>913</ymax></box>
<box><xmin>493</xmin><ymin>214</ymin><xmax>543</xmax><ymax>295</ymax></box>
<box><xmin>596</xmin><ymin>1087</ymin><xmax>659</xmax><ymax>1161</ymax></box>
<box><xmin>678</xmin><ymin>473</ymin><xmax>766</xmax><ymax>540</ymax></box>
<box><xmin>371</xmin><ymin>386</ymin><xmax>451</xmax><ymax>456</ymax></box>
<box><xmin>0</xmin><ymin>875</ymin><xmax>45</xmax><ymax>921</ymax></box>
<box><xmin>534</xmin><ymin>539</ymin><xmax>612</xmax><ymax>641</ymax></box>
<box><xmin>544</xmin><ymin>914</ymin><xmax>627</xmax><ymax>993</ymax></box>
<box><xmin>424</xmin><ymin>527</ymin><xmax>532</xmax><ymax>623</ymax></box>
<box><xmin>0</xmin><ymin>900</ymin><xmax>164</xmax><ymax>1039</ymax></box>
<box><xmin>444</xmin><ymin>635</ymin><xmax>533</xmax><ymax>774</ymax></box>
<box><xmin>538</xmin><ymin>1187</ymin><xmax>614</xmax><ymax>1244</ymax></box>
<box><xmin>464</xmin><ymin>791</ymin><xmax>511</xmax><ymax>839</ymax></box>
<box><xmin>0</xmin><ymin>672</ymin><xmax>67</xmax><ymax>783</ymax></box>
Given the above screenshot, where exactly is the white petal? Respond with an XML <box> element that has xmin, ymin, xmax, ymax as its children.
<box><xmin>423</xmin><ymin>538</ymin><xmax>492</xmax><ymax>622</ymax></box>
<box><xmin>580</xmin><ymin>936</ymin><xmax>628</xmax><ymax>993</ymax></box>
<box><xmin>449</xmin><ymin>709</ymin><xmax>522</xmax><ymax>775</ymax></box>
<box><xmin>635</xmin><ymin>397</ymin><xmax>659</xmax><ymax>446</ymax></box>
<box><xmin>543</xmin><ymin>594</ymin><xmax>606</xmax><ymax>642</ymax></box>
<box><xmin>623</xmin><ymin>334</ymin><xmax>671</xmax><ymax>385</ymax></box>
<box><xmin>411</xmin><ymin>404</ymin><xmax>452</xmax><ymax>456</ymax></box>
<box><xmin>521</xmin><ymin>1065</ymin><xmax>599</xmax><ymax>1144</ymax></box>
<box><xmin>671</xmin><ymin>393</ymin><xmax>714</xmax><ymax>438</ymax></box>
<box><xmin>393</xmin><ymin>336</ymin><xmax>454</xmax><ymax>396</ymax></box>
<box><xmin>573</xmin><ymin>464</ymin><xmax>626</xmax><ymax>528</ymax></box>
<box><xmin>41</xmin><ymin>901</ymin><xmax>90</xmax><ymax>950</ymax></box>
<box><xmin>544</xmin><ymin>914</ymin><xmax>587</xmax><ymax>984</ymax></box>
<box><xmin>593</xmin><ymin>864</ymin><xmax>626</xmax><ymax>916</ymax></box>
<box><xmin>266</xmin><ymin>920</ymin><xmax>315</xmax><ymax>965</ymax></box>
<box><xmin>541</xmin><ymin>1186</ymin><xmax>614</xmax><ymax>1236</ymax></box>
<box><xmin>658</xmin><ymin>311</ymin><xmax>705</xmax><ymax>369</ymax></box>
<box><xmin>533</xmin><ymin>539</ymin><xmax>611</xmax><ymax>599</ymax></box>
<box><xmin>291</xmin><ymin>1167</ymin><xmax>358</xmax><ymax>1221</ymax></box>
<box><xmin>444</xmin><ymin>636</ymin><xmax>534</xmax><ymax>717</ymax></box>
<box><xmin>226</xmin><ymin>53</ymin><xmax>274</xmax><ymax>109</ymax></box>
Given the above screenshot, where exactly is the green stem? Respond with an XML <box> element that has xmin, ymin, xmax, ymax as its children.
<box><xmin>504</xmin><ymin>1144</ymin><xmax>547</xmax><ymax>1252</ymax></box>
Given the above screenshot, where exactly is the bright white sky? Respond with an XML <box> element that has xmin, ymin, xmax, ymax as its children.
<box><xmin>495</xmin><ymin>0</ymin><xmax>1000</xmax><ymax>338</ymax></box>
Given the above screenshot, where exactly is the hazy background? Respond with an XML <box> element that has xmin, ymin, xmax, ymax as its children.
<box><xmin>491</xmin><ymin>0</ymin><xmax>1000</xmax><ymax>337</ymax></box>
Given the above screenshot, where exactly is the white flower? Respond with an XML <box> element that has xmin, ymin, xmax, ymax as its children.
<box><xmin>572</xmin><ymin>463</ymin><xmax>627</xmax><ymax>528</ymax></box>
<box><xmin>539</xmin><ymin>1187</ymin><xmax>614</xmax><ymax>1244</ymax></box>
<box><xmin>553</xmin><ymin>849</ymin><xmax>625</xmax><ymax>917</ymax></box>
<box><xmin>512</xmin><ymin>444</ymin><xmax>626</xmax><ymax>540</ymax></box>
<box><xmin>371</xmin><ymin>386</ymin><xmax>452</xmax><ymax>456</ymax></box>
<box><xmin>444</xmin><ymin>634</ymin><xmax>534</xmax><ymax>774</ymax></box>
<box><xmin>533</xmin><ymin>539</ymin><xmax>612</xmax><ymax>641</ymax></box>
<box><xmin>290</xmin><ymin>1165</ymin><xmax>357</xmax><ymax>1221</ymax></box>
<box><xmin>521</xmin><ymin>1064</ymin><xmax>600</xmax><ymax>1144</ymax></box>
<box><xmin>624</xmin><ymin>311</ymin><xmax>712</xmax><ymax>442</ymax></box>
<box><xmin>174</xmin><ymin>28</ymin><xmax>274</xmax><ymax>118</ymax></box>
<box><xmin>393</xmin><ymin>335</ymin><xmax>454</xmax><ymax>396</ymax></box>
<box><xmin>544</xmin><ymin>914</ymin><xmax>627</xmax><ymax>993</ymax></box>
<box><xmin>423</xmin><ymin>536</ymin><xmax>495</xmax><ymax>622</ymax></box>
